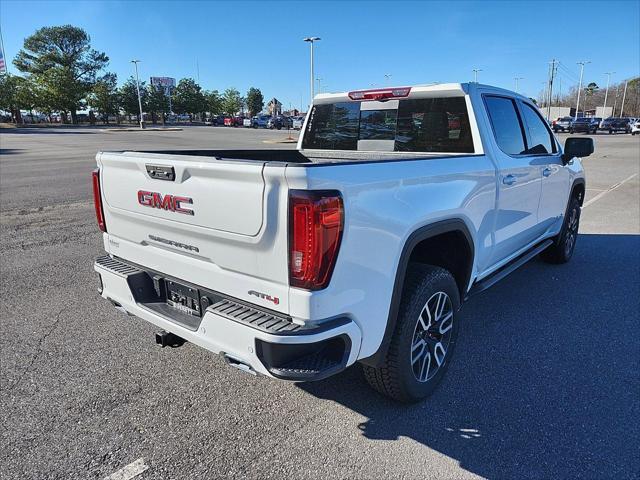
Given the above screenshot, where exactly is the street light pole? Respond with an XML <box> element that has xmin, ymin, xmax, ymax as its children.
<box><xmin>472</xmin><ymin>68</ymin><xmax>482</xmax><ymax>83</ymax></box>
<box><xmin>575</xmin><ymin>60</ymin><xmax>590</xmax><ymax>120</ymax></box>
<box><xmin>603</xmin><ymin>72</ymin><xmax>615</xmax><ymax>118</ymax></box>
<box><xmin>316</xmin><ymin>77</ymin><xmax>323</xmax><ymax>94</ymax></box>
<box><xmin>303</xmin><ymin>37</ymin><xmax>321</xmax><ymax>106</ymax></box>
<box><xmin>131</xmin><ymin>60</ymin><xmax>145</xmax><ymax>129</ymax></box>
<box><xmin>384</xmin><ymin>73</ymin><xmax>392</xmax><ymax>86</ymax></box>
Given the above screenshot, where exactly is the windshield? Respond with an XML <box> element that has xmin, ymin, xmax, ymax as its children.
<box><xmin>301</xmin><ymin>97</ymin><xmax>474</xmax><ymax>153</ymax></box>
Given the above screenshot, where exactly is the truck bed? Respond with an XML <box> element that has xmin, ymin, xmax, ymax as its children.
<box><xmin>131</xmin><ymin>149</ymin><xmax>464</xmax><ymax>165</ymax></box>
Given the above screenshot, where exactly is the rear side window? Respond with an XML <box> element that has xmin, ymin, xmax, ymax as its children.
<box><xmin>484</xmin><ymin>96</ymin><xmax>526</xmax><ymax>155</ymax></box>
<box><xmin>395</xmin><ymin>98</ymin><xmax>474</xmax><ymax>153</ymax></box>
<box><xmin>521</xmin><ymin>103</ymin><xmax>556</xmax><ymax>154</ymax></box>
<box><xmin>301</xmin><ymin>97</ymin><xmax>474</xmax><ymax>153</ymax></box>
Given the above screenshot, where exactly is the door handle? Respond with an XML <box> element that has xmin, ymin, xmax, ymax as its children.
<box><xmin>502</xmin><ymin>174</ymin><xmax>517</xmax><ymax>185</ymax></box>
<box><xmin>542</xmin><ymin>167</ymin><xmax>552</xmax><ymax>177</ymax></box>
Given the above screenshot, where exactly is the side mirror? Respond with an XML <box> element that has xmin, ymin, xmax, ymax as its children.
<box><xmin>562</xmin><ymin>137</ymin><xmax>594</xmax><ymax>163</ymax></box>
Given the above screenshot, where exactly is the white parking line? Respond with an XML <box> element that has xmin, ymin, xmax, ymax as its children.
<box><xmin>583</xmin><ymin>173</ymin><xmax>638</xmax><ymax>208</ymax></box>
<box><xmin>104</xmin><ymin>458</ymin><xmax>149</xmax><ymax>480</ymax></box>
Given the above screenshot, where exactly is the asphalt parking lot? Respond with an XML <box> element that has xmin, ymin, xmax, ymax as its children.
<box><xmin>1</xmin><ymin>127</ymin><xmax>638</xmax><ymax>479</ymax></box>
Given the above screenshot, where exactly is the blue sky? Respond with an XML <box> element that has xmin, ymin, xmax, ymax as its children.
<box><xmin>1</xmin><ymin>0</ymin><xmax>638</xmax><ymax>110</ymax></box>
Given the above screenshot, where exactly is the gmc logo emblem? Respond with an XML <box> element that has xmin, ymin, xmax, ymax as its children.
<box><xmin>137</xmin><ymin>190</ymin><xmax>194</xmax><ymax>216</ymax></box>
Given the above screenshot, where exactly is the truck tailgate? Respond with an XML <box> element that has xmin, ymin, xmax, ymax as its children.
<box><xmin>97</xmin><ymin>151</ymin><xmax>290</xmax><ymax>312</ymax></box>
<box><xmin>101</xmin><ymin>151</ymin><xmax>265</xmax><ymax>235</ymax></box>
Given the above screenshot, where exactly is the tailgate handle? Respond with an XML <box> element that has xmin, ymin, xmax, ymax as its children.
<box><xmin>146</xmin><ymin>164</ymin><xmax>175</xmax><ymax>181</ymax></box>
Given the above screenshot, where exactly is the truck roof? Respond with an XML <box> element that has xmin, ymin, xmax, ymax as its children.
<box><xmin>313</xmin><ymin>82</ymin><xmax>527</xmax><ymax>104</ymax></box>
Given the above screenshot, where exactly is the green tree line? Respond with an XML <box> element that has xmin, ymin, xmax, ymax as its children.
<box><xmin>0</xmin><ymin>25</ymin><xmax>266</xmax><ymax>124</ymax></box>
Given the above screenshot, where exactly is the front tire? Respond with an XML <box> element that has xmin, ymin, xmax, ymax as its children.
<box><xmin>363</xmin><ymin>265</ymin><xmax>460</xmax><ymax>403</ymax></box>
<box><xmin>541</xmin><ymin>196</ymin><xmax>581</xmax><ymax>264</ymax></box>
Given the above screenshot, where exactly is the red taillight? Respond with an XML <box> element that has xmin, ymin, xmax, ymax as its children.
<box><xmin>92</xmin><ymin>169</ymin><xmax>106</xmax><ymax>232</ymax></box>
<box><xmin>289</xmin><ymin>190</ymin><xmax>343</xmax><ymax>290</ymax></box>
<box><xmin>348</xmin><ymin>87</ymin><xmax>411</xmax><ymax>101</ymax></box>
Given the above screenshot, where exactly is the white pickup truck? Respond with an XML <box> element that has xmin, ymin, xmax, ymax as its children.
<box><xmin>93</xmin><ymin>83</ymin><xmax>593</xmax><ymax>402</ymax></box>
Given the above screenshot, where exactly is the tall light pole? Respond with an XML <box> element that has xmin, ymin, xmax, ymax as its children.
<box><xmin>303</xmin><ymin>37</ymin><xmax>321</xmax><ymax>106</ymax></box>
<box><xmin>315</xmin><ymin>77</ymin><xmax>323</xmax><ymax>94</ymax></box>
<box><xmin>472</xmin><ymin>68</ymin><xmax>482</xmax><ymax>83</ymax></box>
<box><xmin>575</xmin><ymin>60</ymin><xmax>590</xmax><ymax>120</ymax></box>
<box><xmin>384</xmin><ymin>73</ymin><xmax>392</xmax><ymax>86</ymax></box>
<box><xmin>131</xmin><ymin>60</ymin><xmax>145</xmax><ymax>129</ymax></box>
<box><xmin>514</xmin><ymin>76</ymin><xmax>524</xmax><ymax>93</ymax></box>
<box><xmin>603</xmin><ymin>72</ymin><xmax>615</xmax><ymax>118</ymax></box>
<box><xmin>619</xmin><ymin>79</ymin><xmax>628</xmax><ymax>118</ymax></box>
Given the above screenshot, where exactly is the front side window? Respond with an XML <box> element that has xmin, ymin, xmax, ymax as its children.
<box><xmin>301</xmin><ymin>97</ymin><xmax>474</xmax><ymax>153</ymax></box>
<box><xmin>521</xmin><ymin>103</ymin><xmax>555</xmax><ymax>154</ymax></box>
<box><xmin>484</xmin><ymin>96</ymin><xmax>526</xmax><ymax>155</ymax></box>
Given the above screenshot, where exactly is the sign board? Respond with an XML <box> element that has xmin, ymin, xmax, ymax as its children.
<box><xmin>150</xmin><ymin>77</ymin><xmax>176</xmax><ymax>88</ymax></box>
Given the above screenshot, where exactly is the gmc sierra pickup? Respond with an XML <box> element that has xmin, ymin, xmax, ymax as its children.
<box><xmin>93</xmin><ymin>83</ymin><xmax>593</xmax><ymax>402</ymax></box>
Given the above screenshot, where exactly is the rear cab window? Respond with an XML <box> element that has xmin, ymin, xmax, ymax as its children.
<box><xmin>302</xmin><ymin>96</ymin><xmax>475</xmax><ymax>153</ymax></box>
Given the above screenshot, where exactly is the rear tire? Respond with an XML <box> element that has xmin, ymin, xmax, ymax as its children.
<box><xmin>363</xmin><ymin>265</ymin><xmax>460</xmax><ymax>403</ymax></box>
<box><xmin>541</xmin><ymin>196</ymin><xmax>581</xmax><ymax>264</ymax></box>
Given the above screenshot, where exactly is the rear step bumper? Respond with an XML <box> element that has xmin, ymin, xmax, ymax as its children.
<box><xmin>94</xmin><ymin>255</ymin><xmax>361</xmax><ymax>381</ymax></box>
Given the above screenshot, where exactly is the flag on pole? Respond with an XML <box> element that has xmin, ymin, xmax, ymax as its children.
<box><xmin>0</xmin><ymin>29</ymin><xmax>6</xmax><ymax>75</ymax></box>
<box><xmin>0</xmin><ymin>45</ymin><xmax>6</xmax><ymax>74</ymax></box>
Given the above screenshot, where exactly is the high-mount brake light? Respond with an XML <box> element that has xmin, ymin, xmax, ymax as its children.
<box><xmin>289</xmin><ymin>190</ymin><xmax>344</xmax><ymax>290</ymax></box>
<box><xmin>92</xmin><ymin>169</ymin><xmax>106</xmax><ymax>232</ymax></box>
<box><xmin>348</xmin><ymin>87</ymin><xmax>411</xmax><ymax>101</ymax></box>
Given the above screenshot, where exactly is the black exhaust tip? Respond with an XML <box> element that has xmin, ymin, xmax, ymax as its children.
<box><xmin>155</xmin><ymin>330</ymin><xmax>186</xmax><ymax>348</ymax></box>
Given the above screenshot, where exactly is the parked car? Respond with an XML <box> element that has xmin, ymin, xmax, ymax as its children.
<box><xmin>252</xmin><ymin>114</ymin><xmax>271</xmax><ymax>128</ymax></box>
<box><xmin>569</xmin><ymin>117</ymin><xmax>601</xmax><ymax>134</ymax></box>
<box><xmin>93</xmin><ymin>82</ymin><xmax>592</xmax><ymax>402</ymax></box>
<box><xmin>600</xmin><ymin>117</ymin><xmax>632</xmax><ymax>134</ymax></box>
<box><xmin>292</xmin><ymin>116</ymin><xmax>306</xmax><ymax>130</ymax></box>
<box><xmin>224</xmin><ymin>116</ymin><xmax>244</xmax><ymax>127</ymax></box>
<box><xmin>631</xmin><ymin>119</ymin><xmax>640</xmax><ymax>135</ymax></box>
<box><xmin>552</xmin><ymin>116</ymin><xmax>573</xmax><ymax>133</ymax></box>
<box><xmin>268</xmin><ymin>115</ymin><xmax>292</xmax><ymax>130</ymax></box>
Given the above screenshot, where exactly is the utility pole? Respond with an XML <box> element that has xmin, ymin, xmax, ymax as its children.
<box><xmin>131</xmin><ymin>60</ymin><xmax>145</xmax><ymax>129</ymax></box>
<box><xmin>384</xmin><ymin>73</ymin><xmax>392</xmax><ymax>86</ymax></box>
<box><xmin>472</xmin><ymin>68</ymin><xmax>482</xmax><ymax>83</ymax></box>
<box><xmin>547</xmin><ymin>59</ymin><xmax>558</xmax><ymax>121</ymax></box>
<box><xmin>303</xmin><ymin>37</ymin><xmax>321</xmax><ymax>106</ymax></box>
<box><xmin>603</xmin><ymin>72</ymin><xmax>615</xmax><ymax>118</ymax></box>
<box><xmin>619</xmin><ymin>79</ymin><xmax>628</xmax><ymax>117</ymax></box>
<box><xmin>514</xmin><ymin>76</ymin><xmax>524</xmax><ymax>93</ymax></box>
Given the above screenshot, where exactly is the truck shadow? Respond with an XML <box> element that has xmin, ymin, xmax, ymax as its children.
<box><xmin>298</xmin><ymin>233</ymin><xmax>640</xmax><ymax>479</ymax></box>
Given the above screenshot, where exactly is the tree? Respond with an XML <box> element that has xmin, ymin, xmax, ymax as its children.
<box><xmin>204</xmin><ymin>90</ymin><xmax>223</xmax><ymax>116</ymax></box>
<box><xmin>119</xmin><ymin>76</ymin><xmax>146</xmax><ymax>122</ymax></box>
<box><xmin>13</xmin><ymin>25</ymin><xmax>109</xmax><ymax>124</ymax></box>
<box><xmin>222</xmin><ymin>88</ymin><xmax>242</xmax><ymax>115</ymax></box>
<box><xmin>89</xmin><ymin>73</ymin><xmax>119</xmax><ymax>124</ymax></box>
<box><xmin>172</xmin><ymin>78</ymin><xmax>206</xmax><ymax>119</ymax></box>
<box><xmin>0</xmin><ymin>75</ymin><xmax>23</xmax><ymax>123</ymax></box>
<box><xmin>146</xmin><ymin>84</ymin><xmax>170</xmax><ymax>125</ymax></box>
<box><xmin>245</xmin><ymin>87</ymin><xmax>264</xmax><ymax>117</ymax></box>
